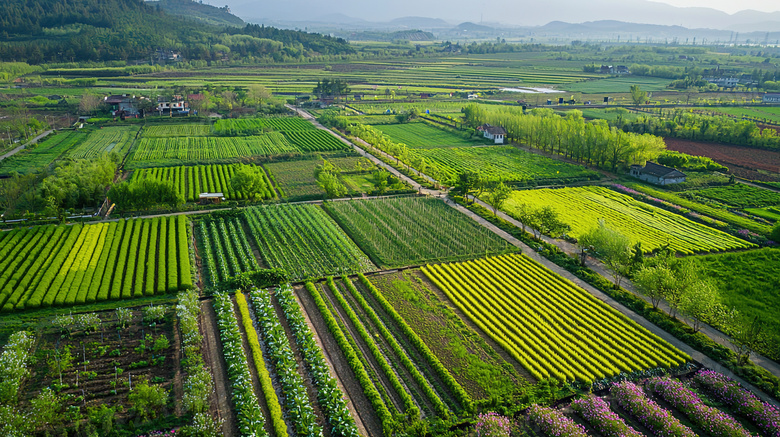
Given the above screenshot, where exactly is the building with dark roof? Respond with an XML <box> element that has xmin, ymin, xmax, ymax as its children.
<box><xmin>629</xmin><ymin>162</ymin><xmax>687</xmax><ymax>186</ymax></box>
<box><xmin>477</xmin><ymin>124</ymin><xmax>507</xmax><ymax>144</ymax></box>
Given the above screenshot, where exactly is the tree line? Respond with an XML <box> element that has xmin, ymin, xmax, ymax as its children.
<box><xmin>463</xmin><ymin>104</ymin><xmax>666</xmax><ymax>171</ymax></box>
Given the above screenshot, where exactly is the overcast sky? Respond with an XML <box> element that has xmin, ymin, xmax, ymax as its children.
<box><xmin>648</xmin><ymin>0</ymin><xmax>778</xmax><ymax>13</ymax></box>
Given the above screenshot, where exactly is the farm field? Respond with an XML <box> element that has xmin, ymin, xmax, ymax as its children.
<box><xmin>351</xmin><ymin>101</ymin><xmax>467</xmax><ymax>115</ymax></box>
<box><xmin>197</xmin><ymin>216</ymin><xmax>260</xmax><ymax>286</ymax></box>
<box><xmin>693</xmin><ymin>248</ymin><xmax>780</xmax><ymax>360</ymax></box>
<box><xmin>323</xmin><ymin>196</ymin><xmax>513</xmax><ymax>268</ymax></box>
<box><xmin>745</xmin><ymin>206</ymin><xmax>780</xmax><ymax>221</ymax></box>
<box><xmin>0</xmin><ymin>215</ymin><xmax>191</xmax><ymax>312</ymax></box>
<box><xmin>244</xmin><ymin>203</ymin><xmax>375</xmax><ymax>279</ymax></box>
<box><xmin>264</xmin><ymin>158</ymin><xmax>325</xmax><ymax>200</ymax></box>
<box><xmin>0</xmin><ymin>130</ymin><xmax>86</xmax><ymax>175</ymax></box>
<box><xmin>423</xmin><ymin>254</ymin><xmax>690</xmax><ymax>382</ymax></box>
<box><xmin>691</xmin><ymin>184</ymin><xmax>780</xmax><ymax>208</ymax></box>
<box><xmin>502</xmin><ymin>186</ymin><xmax>755</xmax><ymax>254</ymax></box>
<box><xmin>563</xmin><ymin>76</ymin><xmax>673</xmax><ymax>93</ymax></box>
<box><xmin>132</xmin><ymin>163</ymin><xmax>276</xmax><ymax>201</ymax></box>
<box><xmin>664</xmin><ymin>137</ymin><xmax>780</xmax><ymax>182</ymax></box>
<box><xmin>409</xmin><ymin>145</ymin><xmax>601</xmax><ymax>185</ymax></box>
<box><xmin>284</xmin><ymin>130</ymin><xmax>351</xmax><ymax>152</ymax></box>
<box><xmin>367</xmin><ymin>269</ymin><xmax>531</xmax><ymax>400</ymax></box>
<box><xmin>141</xmin><ymin>124</ymin><xmax>212</xmax><ymax>137</ymax></box>
<box><xmin>691</xmin><ymin>106</ymin><xmax>780</xmax><ymax>124</ymax></box>
<box><xmin>371</xmin><ymin>122</ymin><xmax>489</xmax><ymax>148</ymax></box>
<box><xmin>67</xmin><ymin>125</ymin><xmax>139</xmax><ymax>159</ymax></box>
<box><xmin>128</xmin><ymin>133</ymin><xmax>298</xmax><ymax>166</ymax></box>
<box><xmin>213</xmin><ymin>116</ymin><xmax>316</xmax><ymax>135</ymax></box>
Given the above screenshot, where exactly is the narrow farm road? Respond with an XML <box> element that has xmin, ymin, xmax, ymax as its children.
<box><xmin>200</xmin><ymin>299</ymin><xmax>238</xmax><ymax>437</ymax></box>
<box><xmin>0</xmin><ymin>129</ymin><xmax>54</xmax><ymax>162</ymax></box>
<box><xmin>446</xmin><ymin>197</ymin><xmax>780</xmax><ymax>407</ymax></box>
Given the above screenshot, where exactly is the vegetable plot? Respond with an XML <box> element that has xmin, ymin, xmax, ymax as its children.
<box><xmin>214</xmin><ymin>117</ymin><xmax>316</xmax><ymax>135</ymax></box>
<box><xmin>68</xmin><ymin>126</ymin><xmax>138</xmax><ymax>159</ymax></box>
<box><xmin>142</xmin><ymin>124</ymin><xmax>211</xmax><ymax>137</ymax></box>
<box><xmin>244</xmin><ymin>204</ymin><xmax>375</xmax><ymax>280</ymax></box>
<box><xmin>284</xmin><ymin>131</ymin><xmax>350</xmax><ymax>152</ymax></box>
<box><xmin>133</xmin><ymin>164</ymin><xmax>275</xmax><ymax>201</ymax></box>
<box><xmin>503</xmin><ymin>186</ymin><xmax>754</xmax><ymax>254</ymax></box>
<box><xmin>323</xmin><ymin>196</ymin><xmax>511</xmax><ymax>268</ymax></box>
<box><xmin>422</xmin><ymin>253</ymin><xmax>689</xmax><ymax>383</ymax></box>
<box><xmin>0</xmin><ymin>216</ymin><xmax>192</xmax><ymax>312</ymax></box>
<box><xmin>197</xmin><ymin>216</ymin><xmax>259</xmax><ymax>287</ymax></box>
<box><xmin>130</xmin><ymin>133</ymin><xmax>297</xmax><ymax>163</ymax></box>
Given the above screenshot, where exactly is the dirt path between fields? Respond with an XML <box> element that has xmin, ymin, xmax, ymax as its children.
<box><xmin>0</xmin><ymin>129</ymin><xmax>53</xmax><ymax>162</ymax></box>
<box><xmin>200</xmin><ymin>299</ymin><xmax>238</xmax><ymax>437</ymax></box>
<box><xmin>294</xmin><ymin>284</ymin><xmax>381</xmax><ymax>437</ymax></box>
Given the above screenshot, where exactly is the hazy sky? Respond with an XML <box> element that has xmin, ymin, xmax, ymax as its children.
<box><xmin>649</xmin><ymin>0</ymin><xmax>778</xmax><ymax>13</ymax></box>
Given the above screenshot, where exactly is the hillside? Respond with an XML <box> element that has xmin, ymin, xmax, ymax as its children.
<box><xmin>148</xmin><ymin>0</ymin><xmax>245</xmax><ymax>27</ymax></box>
<box><xmin>0</xmin><ymin>0</ymin><xmax>352</xmax><ymax>64</ymax></box>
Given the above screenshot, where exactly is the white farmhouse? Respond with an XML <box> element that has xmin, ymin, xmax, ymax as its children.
<box><xmin>477</xmin><ymin>124</ymin><xmax>507</xmax><ymax>144</ymax></box>
<box><xmin>629</xmin><ymin>162</ymin><xmax>687</xmax><ymax>186</ymax></box>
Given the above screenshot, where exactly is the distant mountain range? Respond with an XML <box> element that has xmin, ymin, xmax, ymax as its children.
<box><xmin>224</xmin><ymin>0</ymin><xmax>780</xmax><ymax>34</ymax></box>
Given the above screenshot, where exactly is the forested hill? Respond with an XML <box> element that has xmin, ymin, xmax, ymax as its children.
<box><xmin>148</xmin><ymin>0</ymin><xmax>246</xmax><ymax>28</ymax></box>
<box><xmin>0</xmin><ymin>0</ymin><xmax>353</xmax><ymax>64</ymax></box>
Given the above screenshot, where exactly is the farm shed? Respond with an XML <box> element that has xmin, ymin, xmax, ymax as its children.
<box><xmin>477</xmin><ymin>124</ymin><xmax>507</xmax><ymax>144</ymax></box>
<box><xmin>629</xmin><ymin>162</ymin><xmax>686</xmax><ymax>186</ymax></box>
<box><xmin>199</xmin><ymin>192</ymin><xmax>225</xmax><ymax>204</ymax></box>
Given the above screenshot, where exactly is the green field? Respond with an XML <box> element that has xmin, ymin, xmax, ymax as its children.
<box><xmin>132</xmin><ymin>163</ymin><xmax>276</xmax><ymax>201</ymax></box>
<box><xmin>371</xmin><ymin>122</ymin><xmax>488</xmax><ymax>148</ymax></box>
<box><xmin>213</xmin><ymin>117</ymin><xmax>316</xmax><ymax>135</ymax></box>
<box><xmin>563</xmin><ymin>76</ymin><xmax>673</xmax><ymax>93</ymax></box>
<box><xmin>501</xmin><ymin>186</ymin><xmax>754</xmax><ymax>254</ymax></box>
<box><xmin>744</xmin><ymin>206</ymin><xmax>780</xmax><ymax>221</ymax></box>
<box><xmin>264</xmin><ymin>159</ymin><xmax>325</xmax><ymax>200</ymax></box>
<box><xmin>68</xmin><ymin>126</ymin><xmax>138</xmax><ymax>159</ymax></box>
<box><xmin>284</xmin><ymin>130</ymin><xmax>350</xmax><ymax>152</ymax></box>
<box><xmin>323</xmin><ymin>196</ymin><xmax>513</xmax><ymax>268</ymax></box>
<box><xmin>0</xmin><ymin>131</ymin><xmax>86</xmax><ymax>175</ymax></box>
<box><xmin>694</xmin><ymin>249</ymin><xmax>780</xmax><ymax>360</ymax></box>
<box><xmin>243</xmin><ymin>203</ymin><xmax>375</xmax><ymax>279</ymax></box>
<box><xmin>692</xmin><ymin>184</ymin><xmax>780</xmax><ymax>208</ymax></box>
<box><xmin>410</xmin><ymin>145</ymin><xmax>601</xmax><ymax>185</ymax></box>
<box><xmin>142</xmin><ymin>124</ymin><xmax>212</xmax><ymax>137</ymax></box>
<box><xmin>128</xmin><ymin>133</ymin><xmax>298</xmax><ymax>166</ymax></box>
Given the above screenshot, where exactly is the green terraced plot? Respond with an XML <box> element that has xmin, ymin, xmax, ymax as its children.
<box><xmin>284</xmin><ymin>130</ymin><xmax>350</xmax><ymax>152</ymax></box>
<box><xmin>142</xmin><ymin>124</ymin><xmax>212</xmax><ymax>137</ymax></box>
<box><xmin>129</xmin><ymin>132</ymin><xmax>297</xmax><ymax>165</ymax></box>
<box><xmin>132</xmin><ymin>164</ymin><xmax>275</xmax><ymax>201</ymax></box>
<box><xmin>692</xmin><ymin>184</ymin><xmax>780</xmax><ymax>208</ymax></box>
<box><xmin>502</xmin><ymin>186</ymin><xmax>754</xmax><ymax>254</ymax></box>
<box><xmin>372</xmin><ymin>122</ymin><xmax>488</xmax><ymax>148</ymax></box>
<box><xmin>323</xmin><ymin>196</ymin><xmax>512</xmax><ymax>268</ymax></box>
<box><xmin>68</xmin><ymin>126</ymin><xmax>138</xmax><ymax>159</ymax></box>
<box><xmin>411</xmin><ymin>145</ymin><xmax>600</xmax><ymax>185</ymax></box>
<box><xmin>0</xmin><ymin>131</ymin><xmax>86</xmax><ymax>175</ymax></box>
<box><xmin>243</xmin><ymin>203</ymin><xmax>375</xmax><ymax>279</ymax></box>
<box><xmin>213</xmin><ymin>117</ymin><xmax>315</xmax><ymax>135</ymax></box>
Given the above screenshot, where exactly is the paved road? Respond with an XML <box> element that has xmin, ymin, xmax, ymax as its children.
<box><xmin>0</xmin><ymin>129</ymin><xmax>54</xmax><ymax>162</ymax></box>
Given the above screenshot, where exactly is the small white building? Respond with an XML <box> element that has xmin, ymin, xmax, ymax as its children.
<box><xmin>629</xmin><ymin>162</ymin><xmax>687</xmax><ymax>186</ymax></box>
<box><xmin>477</xmin><ymin>124</ymin><xmax>507</xmax><ymax>144</ymax></box>
<box><xmin>763</xmin><ymin>93</ymin><xmax>780</xmax><ymax>103</ymax></box>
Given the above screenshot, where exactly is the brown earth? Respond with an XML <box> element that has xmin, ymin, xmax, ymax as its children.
<box><xmin>200</xmin><ymin>299</ymin><xmax>238</xmax><ymax>437</ymax></box>
<box><xmin>663</xmin><ymin>137</ymin><xmax>780</xmax><ymax>182</ymax></box>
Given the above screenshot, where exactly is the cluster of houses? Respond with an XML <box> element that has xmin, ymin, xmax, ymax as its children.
<box><xmin>599</xmin><ymin>65</ymin><xmax>630</xmax><ymax>75</ymax></box>
<box><xmin>104</xmin><ymin>94</ymin><xmax>190</xmax><ymax>118</ymax></box>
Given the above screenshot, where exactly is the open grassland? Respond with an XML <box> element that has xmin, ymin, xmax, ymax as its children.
<box><xmin>67</xmin><ymin>125</ymin><xmax>138</xmax><ymax>159</ymax></box>
<box><xmin>0</xmin><ymin>216</ymin><xmax>191</xmax><ymax>312</ymax></box>
<box><xmin>128</xmin><ymin>132</ymin><xmax>298</xmax><ymax>165</ymax></box>
<box><xmin>411</xmin><ymin>145</ymin><xmax>601</xmax><ymax>185</ymax></box>
<box><xmin>142</xmin><ymin>124</ymin><xmax>212</xmax><ymax>137</ymax></box>
<box><xmin>323</xmin><ymin>196</ymin><xmax>512</xmax><ymax>268</ymax></box>
<box><xmin>244</xmin><ymin>203</ymin><xmax>375</xmax><ymax>279</ymax></box>
<box><xmin>197</xmin><ymin>216</ymin><xmax>260</xmax><ymax>287</ymax></box>
<box><xmin>132</xmin><ymin>163</ymin><xmax>275</xmax><ymax>202</ymax></box>
<box><xmin>694</xmin><ymin>248</ymin><xmax>780</xmax><ymax>360</ymax></box>
<box><xmin>0</xmin><ymin>131</ymin><xmax>86</xmax><ymax>175</ymax></box>
<box><xmin>371</xmin><ymin>122</ymin><xmax>488</xmax><ymax>148</ymax></box>
<box><xmin>502</xmin><ymin>186</ymin><xmax>754</xmax><ymax>254</ymax></box>
<box><xmin>423</xmin><ymin>254</ymin><xmax>690</xmax><ymax>383</ymax></box>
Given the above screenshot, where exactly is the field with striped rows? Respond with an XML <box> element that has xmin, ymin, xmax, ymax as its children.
<box><xmin>0</xmin><ymin>216</ymin><xmax>192</xmax><ymax>312</ymax></box>
<box><xmin>68</xmin><ymin>125</ymin><xmax>139</xmax><ymax>159</ymax></box>
<box><xmin>132</xmin><ymin>164</ymin><xmax>276</xmax><ymax>201</ymax></box>
<box><xmin>129</xmin><ymin>133</ymin><xmax>298</xmax><ymax>163</ymax></box>
<box><xmin>423</xmin><ymin>254</ymin><xmax>690</xmax><ymax>383</ymax></box>
<box><xmin>502</xmin><ymin>186</ymin><xmax>754</xmax><ymax>254</ymax></box>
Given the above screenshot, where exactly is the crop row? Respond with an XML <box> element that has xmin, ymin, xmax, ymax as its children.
<box><xmin>249</xmin><ymin>288</ymin><xmax>321</xmax><ymax>436</ymax></box>
<box><xmin>0</xmin><ymin>216</ymin><xmax>191</xmax><ymax>312</ymax></box>
<box><xmin>323</xmin><ymin>196</ymin><xmax>511</xmax><ymax>268</ymax></box>
<box><xmin>134</xmin><ymin>164</ymin><xmax>275</xmax><ymax>202</ymax></box>
<box><xmin>613</xmin><ymin>381</ymin><xmax>697</xmax><ymax>436</ymax></box>
<box><xmin>213</xmin><ymin>117</ymin><xmax>316</xmax><ymax>136</ymax></box>
<box><xmin>284</xmin><ymin>131</ymin><xmax>350</xmax><ymax>152</ymax></box>
<box><xmin>422</xmin><ymin>254</ymin><xmax>689</xmax><ymax>383</ymax></box>
<box><xmin>130</xmin><ymin>133</ymin><xmax>297</xmax><ymax>162</ymax></box>
<box><xmin>234</xmin><ymin>292</ymin><xmax>287</xmax><ymax>437</ymax></box>
<box><xmin>504</xmin><ymin>186</ymin><xmax>755</xmax><ymax>254</ymax></box>
<box><xmin>528</xmin><ymin>404</ymin><xmax>588</xmax><ymax>437</ymax></box>
<box><xmin>68</xmin><ymin>126</ymin><xmax>138</xmax><ymax>159</ymax></box>
<box><xmin>197</xmin><ymin>217</ymin><xmax>259</xmax><ymax>286</ymax></box>
<box><xmin>0</xmin><ymin>331</ymin><xmax>36</xmax><ymax>405</ymax></box>
<box><xmin>304</xmin><ymin>282</ymin><xmax>394</xmax><ymax>434</ymax></box>
<box><xmin>212</xmin><ymin>291</ymin><xmax>268</xmax><ymax>437</ymax></box>
<box><xmin>244</xmin><ymin>204</ymin><xmax>375</xmax><ymax>280</ymax></box>
<box><xmin>275</xmin><ymin>284</ymin><xmax>358</xmax><ymax>437</ymax></box>
<box><xmin>142</xmin><ymin>124</ymin><xmax>212</xmax><ymax>138</ymax></box>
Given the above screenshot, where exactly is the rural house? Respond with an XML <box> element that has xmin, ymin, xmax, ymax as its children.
<box><xmin>156</xmin><ymin>95</ymin><xmax>189</xmax><ymax>115</ymax></box>
<box><xmin>477</xmin><ymin>124</ymin><xmax>507</xmax><ymax>144</ymax></box>
<box><xmin>763</xmin><ymin>93</ymin><xmax>780</xmax><ymax>103</ymax></box>
<box><xmin>105</xmin><ymin>95</ymin><xmax>145</xmax><ymax>118</ymax></box>
<box><xmin>629</xmin><ymin>162</ymin><xmax>687</xmax><ymax>185</ymax></box>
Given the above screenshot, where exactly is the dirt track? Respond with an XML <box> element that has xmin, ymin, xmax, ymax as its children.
<box><xmin>200</xmin><ymin>300</ymin><xmax>238</xmax><ymax>437</ymax></box>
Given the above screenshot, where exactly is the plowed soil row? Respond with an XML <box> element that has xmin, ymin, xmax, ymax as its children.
<box><xmin>664</xmin><ymin>138</ymin><xmax>780</xmax><ymax>182</ymax></box>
